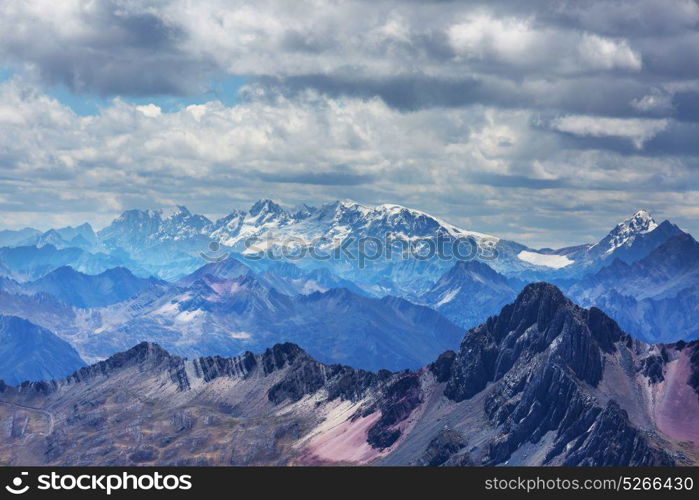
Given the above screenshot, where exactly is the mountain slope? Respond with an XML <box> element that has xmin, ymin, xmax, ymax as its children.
<box><xmin>0</xmin><ymin>285</ymin><xmax>696</xmax><ymax>466</ymax></box>
<box><xmin>0</xmin><ymin>316</ymin><xmax>85</xmax><ymax>385</ymax></box>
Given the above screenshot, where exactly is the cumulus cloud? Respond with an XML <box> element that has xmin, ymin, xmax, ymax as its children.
<box><xmin>550</xmin><ymin>115</ymin><xmax>669</xmax><ymax>148</ymax></box>
<box><xmin>0</xmin><ymin>0</ymin><xmax>657</xmax><ymax>104</ymax></box>
<box><xmin>0</xmin><ymin>77</ymin><xmax>696</xmax><ymax>246</ymax></box>
<box><xmin>448</xmin><ymin>14</ymin><xmax>641</xmax><ymax>73</ymax></box>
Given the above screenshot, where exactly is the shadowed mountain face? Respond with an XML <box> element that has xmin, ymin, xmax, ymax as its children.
<box><xmin>1</xmin><ymin>285</ymin><xmax>696</xmax><ymax>467</ymax></box>
<box><xmin>0</xmin><ymin>316</ymin><xmax>85</xmax><ymax>386</ymax></box>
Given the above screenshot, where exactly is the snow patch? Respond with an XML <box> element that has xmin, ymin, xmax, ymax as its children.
<box><xmin>517</xmin><ymin>251</ymin><xmax>573</xmax><ymax>269</ymax></box>
<box><xmin>436</xmin><ymin>287</ymin><xmax>460</xmax><ymax>306</ymax></box>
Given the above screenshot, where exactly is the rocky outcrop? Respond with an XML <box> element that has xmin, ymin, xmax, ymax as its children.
<box><xmin>68</xmin><ymin>342</ymin><xmax>190</xmax><ymax>391</ymax></box>
<box><xmin>366</xmin><ymin>373</ymin><xmax>422</xmax><ymax>449</ymax></box>
<box><xmin>416</xmin><ymin>429</ymin><xmax>468</xmax><ymax>466</ymax></box>
<box><xmin>562</xmin><ymin>401</ymin><xmax>673</xmax><ymax>466</ymax></box>
<box><xmin>638</xmin><ymin>351</ymin><xmax>668</xmax><ymax>384</ymax></box>
<box><xmin>428</xmin><ymin>350</ymin><xmax>456</xmax><ymax>383</ymax></box>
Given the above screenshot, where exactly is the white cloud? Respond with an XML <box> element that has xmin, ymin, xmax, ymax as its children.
<box><xmin>136</xmin><ymin>104</ymin><xmax>162</xmax><ymax>118</ymax></box>
<box><xmin>551</xmin><ymin>115</ymin><xmax>668</xmax><ymax>148</ymax></box>
<box><xmin>448</xmin><ymin>13</ymin><xmax>641</xmax><ymax>73</ymax></box>
<box><xmin>448</xmin><ymin>15</ymin><xmax>537</xmax><ymax>64</ymax></box>
<box><xmin>0</xmin><ymin>77</ymin><xmax>694</xmax><ymax>246</ymax></box>
<box><xmin>630</xmin><ymin>90</ymin><xmax>674</xmax><ymax>113</ymax></box>
<box><xmin>577</xmin><ymin>34</ymin><xmax>642</xmax><ymax>71</ymax></box>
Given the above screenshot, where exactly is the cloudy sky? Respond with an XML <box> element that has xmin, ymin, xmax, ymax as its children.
<box><xmin>1</xmin><ymin>0</ymin><xmax>699</xmax><ymax>247</ymax></box>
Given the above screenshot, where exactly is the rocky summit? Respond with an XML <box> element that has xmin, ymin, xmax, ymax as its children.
<box><xmin>0</xmin><ymin>284</ymin><xmax>697</xmax><ymax>466</ymax></box>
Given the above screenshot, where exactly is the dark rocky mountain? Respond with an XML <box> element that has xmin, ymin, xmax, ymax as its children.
<box><xmin>25</xmin><ymin>266</ymin><xmax>165</xmax><ymax>308</ymax></box>
<box><xmin>1</xmin><ymin>284</ymin><xmax>696</xmax><ymax>466</ymax></box>
<box><xmin>568</xmin><ymin>233</ymin><xmax>699</xmax><ymax>343</ymax></box>
<box><xmin>0</xmin><ymin>316</ymin><xmax>85</xmax><ymax>385</ymax></box>
<box><xmin>420</xmin><ymin>260</ymin><xmax>524</xmax><ymax>329</ymax></box>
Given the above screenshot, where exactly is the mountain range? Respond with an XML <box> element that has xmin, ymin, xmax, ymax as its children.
<box><xmin>0</xmin><ymin>202</ymin><xmax>685</xmax><ymax>286</ymax></box>
<box><xmin>0</xmin><ymin>256</ymin><xmax>464</xmax><ymax>370</ymax></box>
<box><xmin>1</xmin><ymin>202</ymin><xmax>698</xmax><ymax>368</ymax></box>
<box><xmin>1</xmin><ymin>285</ymin><xmax>696</xmax><ymax>466</ymax></box>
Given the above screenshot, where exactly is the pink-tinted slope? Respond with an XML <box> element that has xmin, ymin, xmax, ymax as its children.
<box><xmin>655</xmin><ymin>351</ymin><xmax>699</xmax><ymax>445</ymax></box>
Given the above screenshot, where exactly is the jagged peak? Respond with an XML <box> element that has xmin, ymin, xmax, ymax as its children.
<box><xmin>513</xmin><ymin>282</ymin><xmax>569</xmax><ymax>306</ymax></box>
<box><xmin>612</xmin><ymin>209</ymin><xmax>658</xmax><ymax>236</ymax></box>
<box><xmin>249</xmin><ymin>199</ymin><xmax>287</xmax><ymax>216</ymax></box>
<box><xmin>621</xmin><ymin>209</ymin><xmax>658</xmax><ymax>232</ymax></box>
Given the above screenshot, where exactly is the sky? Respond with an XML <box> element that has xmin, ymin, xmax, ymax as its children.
<box><xmin>1</xmin><ymin>0</ymin><xmax>699</xmax><ymax>248</ymax></box>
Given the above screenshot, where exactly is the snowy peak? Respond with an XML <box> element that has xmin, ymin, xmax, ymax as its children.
<box><xmin>619</xmin><ymin>209</ymin><xmax>658</xmax><ymax>235</ymax></box>
<box><xmin>599</xmin><ymin>209</ymin><xmax>659</xmax><ymax>254</ymax></box>
<box><xmin>99</xmin><ymin>206</ymin><xmax>213</xmax><ymax>251</ymax></box>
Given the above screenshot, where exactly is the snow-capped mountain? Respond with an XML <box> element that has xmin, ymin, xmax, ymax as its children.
<box><xmin>515</xmin><ymin>210</ymin><xmax>685</xmax><ymax>279</ymax></box>
<box><xmin>595</xmin><ymin>209</ymin><xmax>657</xmax><ymax>252</ymax></box>
<box><xmin>96</xmin><ymin>206</ymin><xmax>214</xmax><ymax>279</ymax></box>
<box><xmin>0</xmin><ymin>202</ymin><xmax>690</xmax><ymax>296</ymax></box>
<box><xmin>211</xmin><ymin>199</ymin><xmax>497</xmax><ymax>254</ymax></box>
<box><xmin>585</xmin><ymin>209</ymin><xmax>684</xmax><ymax>265</ymax></box>
<box><xmin>99</xmin><ymin>206</ymin><xmax>213</xmax><ymax>254</ymax></box>
<box><xmin>208</xmin><ymin>199</ymin><xmax>524</xmax><ymax>296</ymax></box>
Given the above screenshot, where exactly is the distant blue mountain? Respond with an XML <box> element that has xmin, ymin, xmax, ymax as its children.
<box><xmin>26</xmin><ymin>266</ymin><xmax>165</xmax><ymax>308</ymax></box>
<box><xmin>0</xmin><ymin>227</ymin><xmax>41</xmax><ymax>247</ymax></box>
<box><xmin>0</xmin><ymin>244</ymin><xmax>135</xmax><ymax>281</ymax></box>
<box><xmin>568</xmin><ymin>233</ymin><xmax>699</xmax><ymax>343</ymax></box>
<box><xmin>181</xmin><ymin>256</ymin><xmax>371</xmax><ymax>297</ymax></box>
<box><xmin>0</xmin><ymin>315</ymin><xmax>85</xmax><ymax>385</ymax></box>
<box><xmin>420</xmin><ymin>260</ymin><xmax>525</xmax><ymax>329</ymax></box>
<box><xmin>77</xmin><ymin>273</ymin><xmax>464</xmax><ymax>371</ymax></box>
